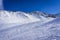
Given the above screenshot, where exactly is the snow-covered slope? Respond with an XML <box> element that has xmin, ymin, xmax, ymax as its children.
<box><xmin>0</xmin><ymin>11</ymin><xmax>55</xmax><ymax>24</ymax></box>
<box><xmin>0</xmin><ymin>11</ymin><xmax>60</xmax><ymax>40</ymax></box>
<box><xmin>0</xmin><ymin>11</ymin><xmax>55</xmax><ymax>30</ymax></box>
<box><xmin>0</xmin><ymin>11</ymin><xmax>40</xmax><ymax>24</ymax></box>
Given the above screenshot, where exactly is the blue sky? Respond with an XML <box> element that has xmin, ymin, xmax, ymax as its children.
<box><xmin>3</xmin><ymin>0</ymin><xmax>60</xmax><ymax>14</ymax></box>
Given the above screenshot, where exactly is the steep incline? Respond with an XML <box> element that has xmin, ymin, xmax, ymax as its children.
<box><xmin>0</xmin><ymin>11</ymin><xmax>40</xmax><ymax>24</ymax></box>
<box><xmin>0</xmin><ymin>18</ymin><xmax>60</xmax><ymax>40</ymax></box>
<box><xmin>0</xmin><ymin>11</ymin><xmax>55</xmax><ymax>30</ymax></box>
<box><xmin>0</xmin><ymin>11</ymin><xmax>60</xmax><ymax>40</ymax></box>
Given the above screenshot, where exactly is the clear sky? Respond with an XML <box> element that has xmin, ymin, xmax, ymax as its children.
<box><xmin>3</xmin><ymin>0</ymin><xmax>60</xmax><ymax>14</ymax></box>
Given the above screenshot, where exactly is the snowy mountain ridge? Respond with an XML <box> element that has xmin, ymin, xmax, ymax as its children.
<box><xmin>0</xmin><ymin>11</ymin><xmax>55</xmax><ymax>24</ymax></box>
<box><xmin>0</xmin><ymin>11</ymin><xmax>40</xmax><ymax>24</ymax></box>
<box><xmin>0</xmin><ymin>11</ymin><xmax>60</xmax><ymax>40</ymax></box>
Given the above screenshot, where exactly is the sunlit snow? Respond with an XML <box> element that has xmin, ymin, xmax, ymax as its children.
<box><xmin>0</xmin><ymin>11</ymin><xmax>60</xmax><ymax>40</ymax></box>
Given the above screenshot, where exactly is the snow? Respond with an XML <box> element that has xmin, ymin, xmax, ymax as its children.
<box><xmin>0</xmin><ymin>11</ymin><xmax>60</xmax><ymax>40</ymax></box>
<box><xmin>0</xmin><ymin>11</ymin><xmax>40</xmax><ymax>24</ymax></box>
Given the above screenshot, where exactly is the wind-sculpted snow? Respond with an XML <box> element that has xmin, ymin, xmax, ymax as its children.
<box><xmin>0</xmin><ymin>21</ymin><xmax>52</xmax><ymax>40</ymax></box>
<box><xmin>0</xmin><ymin>11</ymin><xmax>60</xmax><ymax>40</ymax></box>
<box><xmin>0</xmin><ymin>11</ymin><xmax>40</xmax><ymax>24</ymax></box>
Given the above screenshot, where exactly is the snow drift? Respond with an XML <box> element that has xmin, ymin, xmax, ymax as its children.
<box><xmin>0</xmin><ymin>10</ymin><xmax>60</xmax><ymax>40</ymax></box>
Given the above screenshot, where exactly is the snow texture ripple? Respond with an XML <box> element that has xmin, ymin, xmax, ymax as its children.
<box><xmin>0</xmin><ymin>11</ymin><xmax>60</xmax><ymax>40</ymax></box>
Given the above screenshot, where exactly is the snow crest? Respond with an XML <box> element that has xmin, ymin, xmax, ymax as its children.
<box><xmin>0</xmin><ymin>11</ymin><xmax>40</xmax><ymax>24</ymax></box>
<box><xmin>0</xmin><ymin>11</ymin><xmax>60</xmax><ymax>40</ymax></box>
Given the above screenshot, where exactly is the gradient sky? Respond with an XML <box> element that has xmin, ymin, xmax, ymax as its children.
<box><xmin>3</xmin><ymin>0</ymin><xmax>60</xmax><ymax>14</ymax></box>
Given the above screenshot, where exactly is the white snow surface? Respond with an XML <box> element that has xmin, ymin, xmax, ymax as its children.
<box><xmin>0</xmin><ymin>11</ymin><xmax>40</xmax><ymax>24</ymax></box>
<box><xmin>0</xmin><ymin>11</ymin><xmax>60</xmax><ymax>40</ymax></box>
